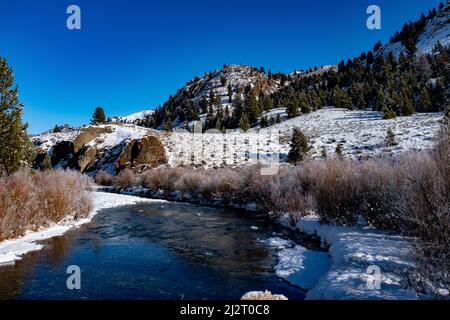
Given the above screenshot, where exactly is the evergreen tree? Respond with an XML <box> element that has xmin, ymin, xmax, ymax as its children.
<box><xmin>199</xmin><ymin>96</ymin><xmax>209</xmax><ymax>114</ymax></box>
<box><xmin>238</xmin><ymin>113</ymin><xmax>250</xmax><ymax>132</ymax></box>
<box><xmin>385</xmin><ymin>128</ymin><xmax>398</xmax><ymax>147</ymax></box>
<box><xmin>288</xmin><ymin>128</ymin><xmax>309</xmax><ymax>163</ymax></box>
<box><xmin>260</xmin><ymin>115</ymin><xmax>269</xmax><ymax>128</ymax></box>
<box><xmin>164</xmin><ymin>117</ymin><xmax>173</xmax><ymax>132</ymax></box>
<box><xmin>286</xmin><ymin>98</ymin><xmax>300</xmax><ymax>118</ymax></box>
<box><xmin>53</xmin><ymin>125</ymin><xmax>61</xmax><ymax>133</ymax></box>
<box><xmin>418</xmin><ymin>86</ymin><xmax>432</xmax><ymax>112</ymax></box>
<box><xmin>0</xmin><ymin>55</ymin><xmax>35</xmax><ymax>174</ymax></box>
<box><xmin>232</xmin><ymin>94</ymin><xmax>244</xmax><ymax>127</ymax></box>
<box><xmin>383</xmin><ymin>107</ymin><xmax>397</xmax><ymax>119</ymax></box>
<box><xmin>276</xmin><ymin>114</ymin><xmax>282</xmax><ymax>124</ymax></box>
<box><xmin>335</xmin><ymin>143</ymin><xmax>344</xmax><ymax>158</ymax></box>
<box><xmin>42</xmin><ymin>154</ymin><xmax>52</xmax><ymax>171</ymax></box>
<box><xmin>91</xmin><ymin>107</ymin><xmax>106</xmax><ymax>124</ymax></box>
<box><xmin>245</xmin><ymin>90</ymin><xmax>260</xmax><ymax>125</ymax></box>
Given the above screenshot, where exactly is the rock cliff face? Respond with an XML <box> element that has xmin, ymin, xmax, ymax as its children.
<box><xmin>116</xmin><ymin>136</ymin><xmax>167</xmax><ymax>173</ymax></box>
<box><xmin>32</xmin><ymin>124</ymin><xmax>168</xmax><ymax>176</ymax></box>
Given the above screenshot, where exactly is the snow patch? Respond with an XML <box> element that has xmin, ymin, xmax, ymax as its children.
<box><xmin>291</xmin><ymin>215</ymin><xmax>419</xmax><ymax>300</ymax></box>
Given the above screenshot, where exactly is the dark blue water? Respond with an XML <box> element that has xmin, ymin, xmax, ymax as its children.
<box><xmin>0</xmin><ymin>201</ymin><xmax>312</xmax><ymax>300</ymax></box>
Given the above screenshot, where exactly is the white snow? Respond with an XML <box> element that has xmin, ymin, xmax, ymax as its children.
<box><xmin>111</xmin><ymin>109</ymin><xmax>155</xmax><ymax>125</ymax></box>
<box><xmin>275</xmin><ymin>245</ymin><xmax>330</xmax><ymax>290</ymax></box>
<box><xmin>162</xmin><ymin>108</ymin><xmax>443</xmax><ymax>168</ymax></box>
<box><xmin>280</xmin><ymin>214</ymin><xmax>420</xmax><ymax>300</ymax></box>
<box><xmin>32</xmin><ymin>130</ymin><xmax>79</xmax><ymax>152</ymax></box>
<box><xmin>0</xmin><ymin>192</ymin><xmax>163</xmax><ymax>266</ymax></box>
<box><xmin>260</xmin><ymin>236</ymin><xmax>330</xmax><ymax>290</ymax></box>
<box><xmin>88</xmin><ymin>124</ymin><xmax>152</xmax><ymax>149</ymax></box>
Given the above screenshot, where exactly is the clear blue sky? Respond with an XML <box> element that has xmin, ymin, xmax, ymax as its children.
<box><xmin>0</xmin><ymin>0</ymin><xmax>442</xmax><ymax>133</ymax></box>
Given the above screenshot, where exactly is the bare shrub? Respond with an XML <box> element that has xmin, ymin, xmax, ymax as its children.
<box><xmin>113</xmin><ymin>169</ymin><xmax>136</xmax><ymax>188</ymax></box>
<box><xmin>0</xmin><ymin>169</ymin><xmax>93</xmax><ymax>241</ymax></box>
<box><xmin>392</xmin><ymin>143</ymin><xmax>450</xmax><ymax>275</ymax></box>
<box><xmin>141</xmin><ymin>167</ymin><xmax>185</xmax><ymax>191</ymax></box>
<box><xmin>312</xmin><ymin>159</ymin><xmax>367</xmax><ymax>225</ymax></box>
<box><xmin>95</xmin><ymin>170</ymin><xmax>114</xmax><ymax>186</ymax></box>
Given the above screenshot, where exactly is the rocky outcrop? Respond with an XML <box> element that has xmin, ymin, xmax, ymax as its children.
<box><xmin>73</xmin><ymin>126</ymin><xmax>113</xmax><ymax>153</ymax></box>
<box><xmin>33</xmin><ymin>125</ymin><xmax>168</xmax><ymax>175</ymax></box>
<box><xmin>77</xmin><ymin>146</ymin><xmax>98</xmax><ymax>172</ymax></box>
<box><xmin>116</xmin><ymin>135</ymin><xmax>167</xmax><ymax>173</ymax></box>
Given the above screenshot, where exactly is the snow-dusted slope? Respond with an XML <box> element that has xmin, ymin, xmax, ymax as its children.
<box><xmin>379</xmin><ymin>3</ymin><xmax>450</xmax><ymax>57</ymax></box>
<box><xmin>34</xmin><ymin>109</ymin><xmax>444</xmax><ymax>172</ymax></box>
<box><xmin>161</xmin><ymin>109</ymin><xmax>443</xmax><ymax>167</ymax></box>
<box><xmin>111</xmin><ymin>109</ymin><xmax>154</xmax><ymax>125</ymax></box>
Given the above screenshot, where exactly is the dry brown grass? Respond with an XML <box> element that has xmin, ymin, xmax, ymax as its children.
<box><xmin>0</xmin><ymin>169</ymin><xmax>93</xmax><ymax>241</ymax></box>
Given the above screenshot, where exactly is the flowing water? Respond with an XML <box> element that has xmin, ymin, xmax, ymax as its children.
<box><xmin>0</xmin><ymin>201</ymin><xmax>320</xmax><ymax>300</ymax></box>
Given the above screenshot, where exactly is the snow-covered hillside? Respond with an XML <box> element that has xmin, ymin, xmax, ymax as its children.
<box><xmin>379</xmin><ymin>2</ymin><xmax>450</xmax><ymax>57</ymax></box>
<box><xmin>111</xmin><ymin>109</ymin><xmax>155</xmax><ymax>125</ymax></box>
<box><xmin>162</xmin><ymin>109</ymin><xmax>444</xmax><ymax>167</ymax></box>
<box><xmin>33</xmin><ymin>109</ymin><xmax>444</xmax><ymax>173</ymax></box>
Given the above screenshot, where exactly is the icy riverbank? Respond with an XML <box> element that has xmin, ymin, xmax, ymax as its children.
<box><xmin>0</xmin><ymin>192</ymin><xmax>163</xmax><ymax>265</ymax></box>
<box><xmin>278</xmin><ymin>214</ymin><xmax>420</xmax><ymax>300</ymax></box>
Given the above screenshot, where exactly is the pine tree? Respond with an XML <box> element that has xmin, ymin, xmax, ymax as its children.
<box><xmin>276</xmin><ymin>114</ymin><xmax>282</xmax><ymax>124</ymax></box>
<box><xmin>232</xmin><ymin>93</ymin><xmax>244</xmax><ymax>127</ymax></box>
<box><xmin>42</xmin><ymin>154</ymin><xmax>52</xmax><ymax>171</ymax></box>
<box><xmin>91</xmin><ymin>107</ymin><xmax>106</xmax><ymax>124</ymax></box>
<box><xmin>245</xmin><ymin>91</ymin><xmax>260</xmax><ymax>125</ymax></box>
<box><xmin>164</xmin><ymin>118</ymin><xmax>173</xmax><ymax>132</ymax></box>
<box><xmin>418</xmin><ymin>86</ymin><xmax>432</xmax><ymax>112</ymax></box>
<box><xmin>227</xmin><ymin>83</ymin><xmax>233</xmax><ymax>103</ymax></box>
<box><xmin>199</xmin><ymin>96</ymin><xmax>209</xmax><ymax>114</ymax></box>
<box><xmin>383</xmin><ymin>107</ymin><xmax>397</xmax><ymax>119</ymax></box>
<box><xmin>260</xmin><ymin>115</ymin><xmax>269</xmax><ymax>128</ymax></box>
<box><xmin>0</xmin><ymin>55</ymin><xmax>35</xmax><ymax>174</ymax></box>
<box><xmin>385</xmin><ymin>128</ymin><xmax>398</xmax><ymax>147</ymax></box>
<box><xmin>238</xmin><ymin>113</ymin><xmax>250</xmax><ymax>132</ymax></box>
<box><xmin>53</xmin><ymin>125</ymin><xmax>61</xmax><ymax>133</ymax></box>
<box><xmin>288</xmin><ymin>128</ymin><xmax>309</xmax><ymax>163</ymax></box>
<box><xmin>335</xmin><ymin>143</ymin><xmax>344</xmax><ymax>158</ymax></box>
<box><xmin>286</xmin><ymin>98</ymin><xmax>300</xmax><ymax>118</ymax></box>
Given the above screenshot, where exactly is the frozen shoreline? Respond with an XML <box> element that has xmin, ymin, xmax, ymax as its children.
<box><xmin>278</xmin><ymin>214</ymin><xmax>420</xmax><ymax>300</ymax></box>
<box><xmin>0</xmin><ymin>191</ymin><xmax>164</xmax><ymax>265</ymax></box>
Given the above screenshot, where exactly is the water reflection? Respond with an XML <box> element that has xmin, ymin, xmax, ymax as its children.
<box><xmin>0</xmin><ymin>201</ymin><xmax>310</xmax><ymax>300</ymax></box>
